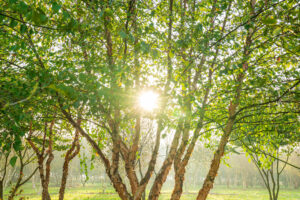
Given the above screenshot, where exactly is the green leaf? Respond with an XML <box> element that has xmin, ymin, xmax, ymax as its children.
<box><xmin>38</xmin><ymin>8</ymin><xmax>48</xmax><ymax>24</ymax></box>
<box><xmin>262</xmin><ymin>17</ymin><xmax>277</xmax><ymax>25</ymax></box>
<box><xmin>32</xmin><ymin>8</ymin><xmax>48</xmax><ymax>25</ymax></box>
<box><xmin>52</xmin><ymin>1</ymin><xmax>61</xmax><ymax>13</ymax></box>
<box><xmin>10</xmin><ymin>156</ymin><xmax>18</xmax><ymax>167</ymax></box>
<box><xmin>10</xmin><ymin>19</ymin><xmax>18</xmax><ymax>28</ymax></box>
<box><xmin>13</xmin><ymin>138</ymin><xmax>22</xmax><ymax>151</ymax></box>
<box><xmin>20</xmin><ymin>24</ymin><xmax>27</xmax><ymax>33</ymax></box>
<box><xmin>18</xmin><ymin>1</ymin><xmax>29</xmax><ymax>14</ymax></box>
<box><xmin>32</xmin><ymin>10</ymin><xmax>40</xmax><ymax>24</ymax></box>
<box><xmin>9</xmin><ymin>0</ymin><xmax>17</xmax><ymax>4</ymax></box>
<box><xmin>63</xmin><ymin>10</ymin><xmax>70</xmax><ymax>20</ymax></box>
<box><xmin>273</xmin><ymin>27</ymin><xmax>281</xmax><ymax>35</ymax></box>
<box><xmin>119</xmin><ymin>31</ymin><xmax>127</xmax><ymax>39</ymax></box>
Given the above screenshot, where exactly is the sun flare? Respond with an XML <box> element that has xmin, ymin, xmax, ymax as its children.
<box><xmin>139</xmin><ymin>91</ymin><xmax>159</xmax><ymax>111</ymax></box>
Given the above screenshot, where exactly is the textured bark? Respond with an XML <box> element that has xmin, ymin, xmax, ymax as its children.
<box><xmin>41</xmin><ymin>184</ymin><xmax>51</xmax><ymax>200</ymax></box>
<box><xmin>171</xmin><ymin>165</ymin><xmax>186</xmax><ymax>200</ymax></box>
<box><xmin>59</xmin><ymin>126</ymin><xmax>80</xmax><ymax>200</ymax></box>
<box><xmin>27</xmin><ymin>119</ymin><xmax>55</xmax><ymax>200</ymax></box>
<box><xmin>133</xmin><ymin>121</ymin><xmax>163</xmax><ymax>200</ymax></box>
<box><xmin>137</xmin><ymin>159</ymin><xmax>146</xmax><ymax>200</ymax></box>
<box><xmin>170</xmin><ymin>121</ymin><xmax>191</xmax><ymax>200</ymax></box>
<box><xmin>196</xmin><ymin>116</ymin><xmax>235</xmax><ymax>200</ymax></box>
<box><xmin>60</xmin><ymin>108</ymin><xmax>132</xmax><ymax>200</ymax></box>
<box><xmin>35</xmin><ymin>155</ymin><xmax>50</xmax><ymax>200</ymax></box>
<box><xmin>196</xmin><ymin>1</ymin><xmax>256</xmax><ymax>198</ymax></box>
<box><xmin>0</xmin><ymin>180</ymin><xmax>3</xmax><ymax>200</ymax></box>
<box><xmin>170</xmin><ymin>1</ymin><xmax>233</xmax><ymax>199</ymax></box>
<box><xmin>148</xmin><ymin>121</ymin><xmax>183</xmax><ymax>200</ymax></box>
<box><xmin>123</xmin><ymin>117</ymin><xmax>139</xmax><ymax>195</ymax></box>
<box><xmin>124</xmin><ymin>158</ymin><xmax>139</xmax><ymax>195</ymax></box>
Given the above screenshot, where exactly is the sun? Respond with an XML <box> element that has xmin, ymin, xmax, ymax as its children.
<box><xmin>139</xmin><ymin>91</ymin><xmax>159</xmax><ymax>111</ymax></box>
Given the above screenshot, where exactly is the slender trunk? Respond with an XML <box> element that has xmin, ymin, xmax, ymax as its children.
<box><xmin>59</xmin><ymin>126</ymin><xmax>80</xmax><ymax>200</ymax></box>
<box><xmin>171</xmin><ymin>166</ymin><xmax>185</xmax><ymax>200</ymax></box>
<box><xmin>196</xmin><ymin>118</ymin><xmax>234</xmax><ymax>200</ymax></box>
<box><xmin>60</xmin><ymin>108</ymin><xmax>132</xmax><ymax>200</ymax></box>
<box><xmin>59</xmin><ymin>152</ymin><xmax>80</xmax><ymax>200</ymax></box>
<box><xmin>196</xmin><ymin>0</ymin><xmax>256</xmax><ymax>198</ymax></box>
<box><xmin>39</xmin><ymin>163</ymin><xmax>51</xmax><ymax>200</ymax></box>
<box><xmin>138</xmin><ymin>159</ymin><xmax>146</xmax><ymax>200</ymax></box>
<box><xmin>0</xmin><ymin>180</ymin><xmax>3</xmax><ymax>200</ymax></box>
<box><xmin>8</xmin><ymin>166</ymin><xmax>38</xmax><ymax>200</ymax></box>
<box><xmin>148</xmin><ymin>121</ymin><xmax>183</xmax><ymax>200</ymax></box>
<box><xmin>42</xmin><ymin>182</ymin><xmax>51</xmax><ymax>200</ymax></box>
<box><xmin>170</xmin><ymin>1</ymin><xmax>232</xmax><ymax>199</ymax></box>
<box><xmin>8</xmin><ymin>171</ymin><xmax>22</xmax><ymax>200</ymax></box>
<box><xmin>59</xmin><ymin>160</ymin><xmax>70</xmax><ymax>200</ymax></box>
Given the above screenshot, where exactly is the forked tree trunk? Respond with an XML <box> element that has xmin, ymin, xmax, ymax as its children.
<box><xmin>28</xmin><ymin>119</ymin><xmax>55</xmax><ymax>200</ymax></box>
<box><xmin>60</xmin><ymin>108</ymin><xmax>132</xmax><ymax>200</ymax></box>
<box><xmin>148</xmin><ymin>121</ymin><xmax>183</xmax><ymax>200</ymax></box>
<box><xmin>170</xmin><ymin>0</ymin><xmax>234</xmax><ymax>198</ymax></box>
<box><xmin>59</xmin><ymin>127</ymin><xmax>80</xmax><ymax>200</ymax></box>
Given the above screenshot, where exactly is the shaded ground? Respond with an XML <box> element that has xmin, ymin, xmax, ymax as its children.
<box><xmin>4</xmin><ymin>184</ymin><xmax>300</xmax><ymax>200</ymax></box>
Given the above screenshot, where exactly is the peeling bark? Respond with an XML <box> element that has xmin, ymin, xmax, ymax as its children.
<box><xmin>148</xmin><ymin>121</ymin><xmax>183</xmax><ymax>200</ymax></box>
<box><xmin>27</xmin><ymin>119</ymin><xmax>55</xmax><ymax>200</ymax></box>
<box><xmin>196</xmin><ymin>1</ymin><xmax>256</xmax><ymax>199</ymax></box>
<box><xmin>60</xmin><ymin>108</ymin><xmax>132</xmax><ymax>200</ymax></box>
<box><xmin>59</xmin><ymin>123</ymin><xmax>80</xmax><ymax>200</ymax></box>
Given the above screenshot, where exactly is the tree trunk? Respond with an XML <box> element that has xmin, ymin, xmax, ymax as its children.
<box><xmin>0</xmin><ymin>180</ymin><xmax>3</xmax><ymax>200</ymax></box>
<box><xmin>147</xmin><ymin>122</ymin><xmax>183</xmax><ymax>200</ymax></box>
<box><xmin>59</xmin><ymin>126</ymin><xmax>80</xmax><ymax>200</ymax></box>
<box><xmin>59</xmin><ymin>159</ymin><xmax>71</xmax><ymax>200</ymax></box>
<box><xmin>170</xmin><ymin>166</ymin><xmax>185</xmax><ymax>200</ymax></box>
<box><xmin>42</xmin><ymin>183</ymin><xmax>51</xmax><ymax>200</ymax></box>
<box><xmin>8</xmin><ymin>176</ymin><xmax>21</xmax><ymax>200</ymax></box>
<box><xmin>196</xmin><ymin>119</ymin><xmax>233</xmax><ymax>200</ymax></box>
<box><xmin>196</xmin><ymin>0</ymin><xmax>256</xmax><ymax>197</ymax></box>
<box><xmin>38</xmin><ymin>159</ymin><xmax>51</xmax><ymax>200</ymax></box>
<box><xmin>61</xmin><ymin>108</ymin><xmax>132</xmax><ymax>200</ymax></box>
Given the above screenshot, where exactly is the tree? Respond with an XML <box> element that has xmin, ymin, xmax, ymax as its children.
<box><xmin>1</xmin><ymin>0</ymin><xmax>299</xmax><ymax>200</ymax></box>
<box><xmin>59</xmin><ymin>120</ymin><xmax>80</xmax><ymax>200</ymax></box>
<box><xmin>232</xmin><ymin>83</ymin><xmax>299</xmax><ymax>200</ymax></box>
<box><xmin>27</xmin><ymin>116</ymin><xmax>56</xmax><ymax>200</ymax></box>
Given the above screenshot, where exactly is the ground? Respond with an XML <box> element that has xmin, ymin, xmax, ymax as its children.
<box><xmin>4</xmin><ymin>184</ymin><xmax>300</xmax><ymax>200</ymax></box>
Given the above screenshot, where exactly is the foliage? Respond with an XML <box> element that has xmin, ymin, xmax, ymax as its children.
<box><xmin>0</xmin><ymin>0</ymin><xmax>299</xmax><ymax>199</ymax></box>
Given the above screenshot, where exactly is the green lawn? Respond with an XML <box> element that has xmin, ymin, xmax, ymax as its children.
<box><xmin>4</xmin><ymin>184</ymin><xmax>300</xmax><ymax>200</ymax></box>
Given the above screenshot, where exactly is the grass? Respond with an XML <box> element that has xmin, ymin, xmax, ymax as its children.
<box><xmin>4</xmin><ymin>184</ymin><xmax>300</xmax><ymax>200</ymax></box>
